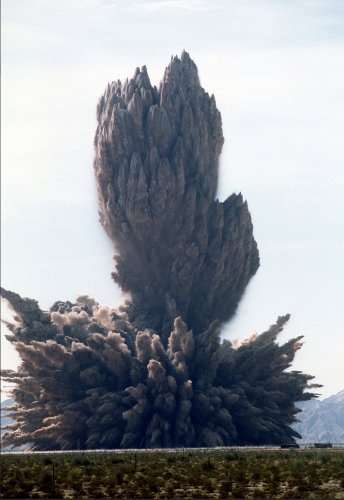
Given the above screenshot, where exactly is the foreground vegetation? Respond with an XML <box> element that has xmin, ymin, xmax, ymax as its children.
<box><xmin>1</xmin><ymin>449</ymin><xmax>343</xmax><ymax>499</ymax></box>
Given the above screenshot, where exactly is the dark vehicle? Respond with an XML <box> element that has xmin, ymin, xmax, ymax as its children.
<box><xmin>280</xmin><ymin>444</ymin><xmax>300</xmax><ymax>449</ymax></box>
<box><xmin>314</xmin><ymin>443</ymin><xmax>332</xmax><ymax>448</ymax></box>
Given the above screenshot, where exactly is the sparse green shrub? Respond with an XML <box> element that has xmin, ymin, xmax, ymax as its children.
<box><xmin>1</xmin><ymin>449</ymin><xmax>344</xmax><ymax>499</ymax></box>
<box><xmin>251</xmin><ymin>468</ymin><xmax>261</xmax><ymax>481</ymax></box>
<box><xmin>116</xmin><ymin>470</ymin><xmax>124</xmax><ymax>484</ymax></box>
<box><xmin>252</xmin><ymin>487</ymin><xmax>265</xmax><ymax>498</ymax></box>
<box><xmin>232</xmin><ymin>484</ymin><xmax>247</xmax><ymax>498</ymax></box>
<box><xmin>225</xmin><ymin>451</ymin><xmax>239</xmax><ymax>461</ymax></box>
<box><xmin>201</xmin><ymin>457</ymin><xmax>215</xmax><ymax>470</ymax></box>
<box><xmin>219</xmin><ymin>479</ymin><xmax>233</xmax><ymax>496</ymax></box>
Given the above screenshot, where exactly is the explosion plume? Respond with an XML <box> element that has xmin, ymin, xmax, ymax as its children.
<box><xmin>94</xmin><ymin>52</ymin><xmax>259</xmax><ymax>336</ymax></box>
<box><xmin>1</xmin><ymin>52</ymin><xmax>319</xmax><ymax>450</ymax></box>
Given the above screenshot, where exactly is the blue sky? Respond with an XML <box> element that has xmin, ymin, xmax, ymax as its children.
<box><xmin>2</xmin><ymin>0</ymin><xmax>344</xmax><ymax>400</ymax></box>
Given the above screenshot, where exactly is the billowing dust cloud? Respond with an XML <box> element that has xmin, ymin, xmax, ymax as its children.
<box><xmin>1</xmin><ymin>52</ymin><xmax>319</xmax><ymax>450</ymax></box>
<box><xmin>94</xmin><ymin>52</ymin><xmax>259</xmax><ymax>337</ymax></box>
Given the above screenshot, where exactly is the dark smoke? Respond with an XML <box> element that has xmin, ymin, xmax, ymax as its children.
<box><xmin>94</xmin><ymin>51</ymin><xmax>259</xmax><ymax>336</ymax></box>
<box><xmin>1</xmin><ymin>52</ymin><xmax>319</xmax><ymax>450</ymax></box>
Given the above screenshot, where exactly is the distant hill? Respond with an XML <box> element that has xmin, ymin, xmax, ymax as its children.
<box><xmin>293</xmin><ymin>390</ymin><xmax>344</xmax><ymax>443</ymax></box>
<box><xmin>1</xmin><ymin>399</ymin><xmax>29</xmax><ymax>451</ymax></box>
<box><xmin>1</xmin><ymin>399</ymin><xmax>14</xmax><ymax>432</ymax></box>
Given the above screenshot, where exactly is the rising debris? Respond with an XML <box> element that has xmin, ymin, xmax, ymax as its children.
<box><xmin>1</xmin><ymin>52</ymin><xmax>319</xmax><ymax>449</ymax></box>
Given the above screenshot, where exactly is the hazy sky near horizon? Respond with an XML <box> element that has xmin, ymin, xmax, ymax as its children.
<box><xmin>1</xmin><ymin>0</ymin><xmax>344</xmax><ymax>401</ymax></box>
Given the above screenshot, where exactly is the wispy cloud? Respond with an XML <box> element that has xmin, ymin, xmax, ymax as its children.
<box><xmin>126</xmin><ymin>0</ymin><xmax>222</xmax><ymax>14</ymax></box>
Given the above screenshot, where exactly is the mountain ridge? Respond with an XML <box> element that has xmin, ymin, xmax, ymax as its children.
<box><xmin>293</xmin><ymin>389</ymin><xmax>344</xmax><ymax>443</ymax></box>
